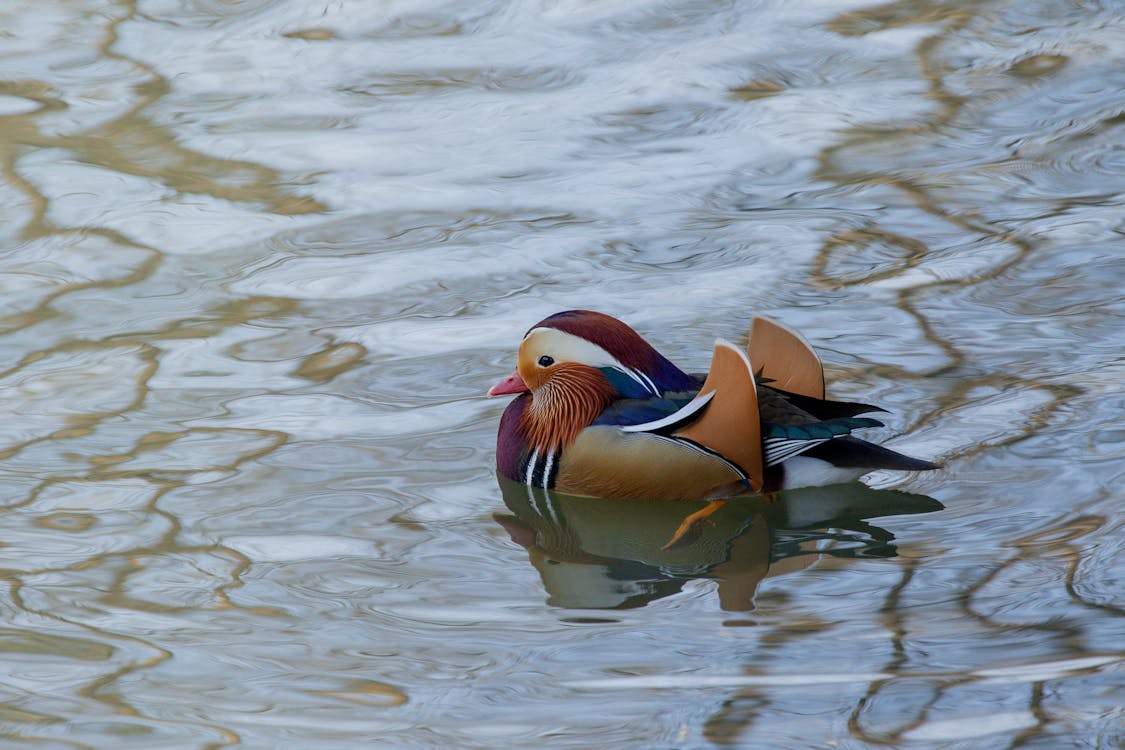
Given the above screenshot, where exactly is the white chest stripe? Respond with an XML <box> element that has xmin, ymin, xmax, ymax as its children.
<box><xmin>525</xmin><ymin>447</ymin><xmax>539</xmax><ymax>487</ymax></box>
<box><xmin>542</xmin><ymin>450</ymin><xmax>555</xmax><ymax>487</ymax></box>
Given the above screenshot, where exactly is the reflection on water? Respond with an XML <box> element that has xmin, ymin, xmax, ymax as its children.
<box><xmin>0</xmin><ymin>0</ymin><xmax>1121</xmax><ymax>746</ymax></box>
<box><xmin>497</xmin><ymin>477</ymin><xmax>942</xmax><ymax>611</ymax></box>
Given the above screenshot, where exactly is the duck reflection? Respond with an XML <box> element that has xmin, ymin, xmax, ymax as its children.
<box><xmin>495</xmin><ymin>476</ymin><xmax>942</xmax><ymax>611</ymax></box>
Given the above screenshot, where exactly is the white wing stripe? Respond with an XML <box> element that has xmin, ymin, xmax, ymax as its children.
<box><xmin>621</xmin><ymin>391</ymin><xmax>715</xmax><ymax>433</ymax></box>
<box><xmin>764</xmin><ymin>437</ymin><xmax>830</xmax><ymax>466</ymax></box>
<box><xmin>650</xmin><ymin>434</ymin><xmax>748</xmax><ymax>482</ymax></box>
<box><xmin>631</xmin><ymin>368</ymin><xmax>660</xmax><ymax>396</ymax></box>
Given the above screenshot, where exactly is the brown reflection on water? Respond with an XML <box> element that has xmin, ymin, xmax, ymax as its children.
<box><xmin>0</xmin><ymin>1</ymin><xmax>323</xmax><ymax>230</ymax></box>
<box><xmin>678</xmin><ymin>0</ymin><xmax>1121</xmax><ymax>743</ymax></box>
<box><xmin>0</xmin><ymin>0</ymin><xmax>321</xmax><ymax>726</ymax></box>
<box><xmin>0</xmin><ymin>0</ymin><xmax>1118</xmax><ymax>744</ymax></box>
<box><xmin>810</xmin><ymin>0</ymin><xmax>1087</xmax><ymax>473</ymax></box>
<box><xmin>839</xmin><ymin>514</ymin><xmax>1121</xmax><ymax>745</ymax></box>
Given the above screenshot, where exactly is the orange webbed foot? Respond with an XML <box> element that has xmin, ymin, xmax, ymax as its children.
<box><xmin>662</xmin><ymin>499</ymin><xmax>728</xmax><ymax>550</ymax></box>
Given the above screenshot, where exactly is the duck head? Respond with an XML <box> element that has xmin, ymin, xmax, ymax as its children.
<box><xmin>489</xmin><ymin>310</ymin><xmax>698</xmax><ymax>456</ymax></box>
<box><xmin>488</xmin><ymin>310</ymin><xmax>697</xmax><ymax>398</ymax></box>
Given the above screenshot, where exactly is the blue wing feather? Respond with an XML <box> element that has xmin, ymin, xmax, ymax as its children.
<box><xmin>598</xmin><ymin>367</ymin><xmax>657</xmax><ymax>399</ymax></box>
<box><xmin>592</xmin><ymin>396</ymin><xmax>697</xmax><ymax>427</ymax></box>
<box><xmin>762</xmin><ymin>417</ymin><xmax>885</xmax><ymax>466</ymax></box>
<box><xmin>763</xmin><ymin>417</ymin><xmax>884</xmax><ymax>440</ymax></box>
<box><xmin>594</xmin><ymin>387</ymin><xmax>888</xmax><ymax>470</ymax></box>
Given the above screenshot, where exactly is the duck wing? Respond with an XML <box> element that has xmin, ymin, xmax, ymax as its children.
<box><xmin>802</xmin><ymin>436</ymin><xmax>940</xmax><ymax>471</ymax></box>
<box><xmin>747</xmin><ymin>316</ymin><xmax>825</xmax><ymax>400</ymax></box>
<box><xmin>578</xmin><ymin>340</ymin><xmax>763</xmax><ymax>492</ymax></box>
<box><xmin>761</xmin><ymin>417</ymin><xmax>885</xmax><ymax>466</ymax></box>
<box><xmin>603</xmin><ymin>339</ymin><xmax>892</xmax><ymax>485</ymax></box>
<box><xmin>762</xmin><ymin>388</ymin><xmax>887</xmax><ymax>420</ymax></box>
<box><xmin>671</xmin><ymin>339</ymin><xmax>764</xmax><ymax>489</ymax></box>
<box><xmin>592</xmin><ymin>393</ymin><xmax>705</xmax><ymax>429</ymax></box>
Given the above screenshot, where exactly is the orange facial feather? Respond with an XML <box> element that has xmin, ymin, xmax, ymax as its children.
<box><xmin>519</xmin><ymin>363</ymin><xmax>616</xmax><ymax>454</ymax></box>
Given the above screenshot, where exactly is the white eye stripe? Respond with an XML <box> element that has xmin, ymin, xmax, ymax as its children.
<box><xmin>524</xmin><ymin>328</ymin><xmax>621</xmax><ymax>367</ymax></box>
<box><xmin>524</xmin><ymin>328</ymin><xmax>660</xmax><ymax>395</ymax></box>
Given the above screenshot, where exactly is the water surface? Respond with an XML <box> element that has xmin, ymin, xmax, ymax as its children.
<box><xmin>0</xmin><ymin>0</ymin><xmax>1121</xmax><ymax>747</ymax></box>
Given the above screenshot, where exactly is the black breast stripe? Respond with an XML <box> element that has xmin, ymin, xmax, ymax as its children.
<box><xmin>523</xmin><ymin>448</ymin><xmax>560</xmax><ymax>489</ymax></box>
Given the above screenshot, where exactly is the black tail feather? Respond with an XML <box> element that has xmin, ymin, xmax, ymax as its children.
<box><xmin>805</xmin><ymin>436</ymin><xmax>940</xmax><ymax>471</ymax></box>
<box><xmin>766</xmin><ymin>387</ymin><xmax>889</xmax><ymax>419</ymax></box>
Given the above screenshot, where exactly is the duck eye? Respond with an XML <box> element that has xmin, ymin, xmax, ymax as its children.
<box><xmin>537</xmin><ymin>355</ymin><xmax>555</xmax><ymax>368</ymax></box>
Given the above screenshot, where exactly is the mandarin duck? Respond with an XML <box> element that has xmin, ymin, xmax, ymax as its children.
<box><xmin>489</xmin><ymin>310</ymin><xmax>938</xmax><ymax>501</ymax></box>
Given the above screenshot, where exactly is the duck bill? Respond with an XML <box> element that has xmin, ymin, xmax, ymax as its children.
<box><xmin>488</xmin><ymin>369</ymin><xmax>529</xmax><ymax>397</ymax></box>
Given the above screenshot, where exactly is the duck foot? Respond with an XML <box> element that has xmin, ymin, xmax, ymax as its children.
<box><xmin>663</xmin><ymin>499</ymin><xmax>727</xmax><ymax>550</ymax></box>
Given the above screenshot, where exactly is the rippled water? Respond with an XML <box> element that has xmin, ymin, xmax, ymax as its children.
<box><xmin>0</xmin><ymin>0</ymin><xmax>1121</xmax><ymax>747</ymax></box>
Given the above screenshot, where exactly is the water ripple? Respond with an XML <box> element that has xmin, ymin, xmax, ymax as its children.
<box><xmin>0</xmin><ymin>0</ymin><xmax>1120</xmax><ymax>747</ymax></box>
